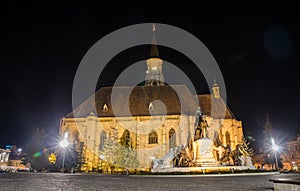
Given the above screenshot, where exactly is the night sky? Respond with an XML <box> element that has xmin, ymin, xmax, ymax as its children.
<box><xmin>1</xmin><ymin>2</ymin><xmax>300</xmax><ymax>148</ymax></box>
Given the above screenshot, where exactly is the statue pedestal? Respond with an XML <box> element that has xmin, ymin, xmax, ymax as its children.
<box><xmin>240</xmin><ymin>156</ymin><xmax>254</xmax><ymax>167</ymax></box>
<box><xmin>245</xmin><ymin>156</ymin><xmax>253</xmax><ymax>166</ymax></box>
<box><xmin>193</xmin><ymin>138</ymin><xmax>217</xmax><ymax>166</ymax></box>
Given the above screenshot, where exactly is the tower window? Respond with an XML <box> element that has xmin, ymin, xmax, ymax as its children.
<box><xmin>152</xmin><ymin>81</ymin><xmax>158</xmax><ymax>86</ymax></box>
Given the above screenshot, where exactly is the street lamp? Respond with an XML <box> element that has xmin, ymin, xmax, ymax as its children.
<box><xmin>60</xmin><ymin>132</ymin><xmax>69</xmax><ymax>173</ymax></box>
<box><xmin>17</xmin><ymin>148</ymin><xmax>22</xmax><ymax>157</ymax></box>
<box><xmin>100</xmin><ymin>155</ymin><xmax>105</xmax><ymax>173</ymax></box>
<box><xmin>271</xmin><ymin>138</ymin><xmax>280</xmax><ymax>173</ymax></box>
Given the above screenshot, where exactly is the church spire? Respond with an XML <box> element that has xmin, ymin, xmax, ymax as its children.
<box><xmin>264</xmin><ymin>113</ymin><xmax>272</xmax><ymax>136</ymax></box>
<box><xmin>150</xmin><ymin>24</ymin><xmax>159</xmax><ymax>58</ymax></box>
<box><xmin>145</xmin><ymin>24</ymin><xmax>164</xmax><ymax>86</ymax></box>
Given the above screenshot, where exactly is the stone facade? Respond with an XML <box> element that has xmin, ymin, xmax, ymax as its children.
<box><xmin>60</xmin><ymin>94</ymin><xmax>244</xmax><ymax>171</ymax></box>
<box><xmin>281</xmin><ymin>137</ymin><xmax>300</xmax><ymax>171</ymax></box>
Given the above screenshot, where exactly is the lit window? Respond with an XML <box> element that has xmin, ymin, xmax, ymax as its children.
<box><xmin>103</xmin><ymin>104</ymin><xmax>108</xmax><ymax>112</ymax></box>
<box><xmin>149</xmin><ymin>102</ymin><xmax>154</xmax><ymax>110</ymax></box>
<box><xmin>100</xmin><ymin>131</ymin><xmax>106</xmax><ymax>149</ymax></box>
<box><xmin>225</xmin><ymin>131</ymin><xmax>230</xmax><ymax>146</ymax></box>
<box><xmin>169</xmin><ymin>128</ymin><xmax>176</xmax><ymax>149</ymax></box>
<box><xmin>148</xmin><ymin>130</ymin><xmax>158</xmax><ymax>144</ymax></box>
<box><xmin>121</xmin><ymin>130</ymin><xmax>130</xmax><ymax>147</ymax></box>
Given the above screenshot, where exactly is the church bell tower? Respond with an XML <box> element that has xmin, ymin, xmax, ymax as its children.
<box><xmin>212</xmin><ymin>78</ymin><xmax>220</xmax><ymax>98</ymax></box>
<box><xmin>145</xmin><ymin>24</ymin><xmax>165</xmax><ymax>86</ymax></box>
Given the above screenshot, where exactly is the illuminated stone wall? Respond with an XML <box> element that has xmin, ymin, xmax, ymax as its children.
<box><xmin>60</xmin><ymin>112</ymin><xmax>244</xmax><ymax>171</ymax></box>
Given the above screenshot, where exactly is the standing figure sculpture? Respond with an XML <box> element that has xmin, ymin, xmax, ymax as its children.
<box><xmin>194</xmin><ymin>107</ymin><xmax>209</xmax><ymax>140</ymax></box>
<box><xmin>194</xmin><ymin>107</ymin><xmax>201</xmax><ymax>128</ymax></box>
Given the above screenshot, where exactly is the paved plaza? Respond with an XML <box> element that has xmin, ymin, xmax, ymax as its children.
<box><xmin>1</xmin><ymin>172</ymin><xmax>299</xmax><ymax>191</ymax></box>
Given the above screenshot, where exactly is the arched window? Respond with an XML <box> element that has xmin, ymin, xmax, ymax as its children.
<box><xmin>72</xmin><ymin>131</ymin><xmax>79</xmax><ymax>145</ymax></box>
<box><xmin>225</xmin><ymin>131</ymin><xmax>230</xmax><ymax>147</ymax></box>
<box><xmin>100</xmin><ymin>131</ymin><xmax>106</xmax><ymax>150</ymax></box>
<box><xmin>169</xmin><ymin>128</ymin><xmax>176</xmax><ymax>149</ymax></box>
<box><xmin>121</xmin><ymin>129</ymin><xmax>130</xmax><ymax>147</ymax></box>
<box><xmin>152</xmin><ymin>81</ymin><xmax>158</xmax><ymax>86</ymax></box>
<box><xmin>148</xmin><ymin>130</ymin><xmax>158</xmax><ymax>144</ymax></box>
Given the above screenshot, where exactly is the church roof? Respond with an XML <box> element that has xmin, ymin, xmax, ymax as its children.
<box><xmin>67</xmin><ymin>85</ymin><xmax>197</xmax><ymax>118</ymax></box>
<box><xmin>66</xmin><ymin>85</ymin><xmax>235</xmax><ymax>119</ymax></box>
<box><xmin>196</xmin><ymin>94</ymin><xmax>235</xmax><ymax>119</ymax></box>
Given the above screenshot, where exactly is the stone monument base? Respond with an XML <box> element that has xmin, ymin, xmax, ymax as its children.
<box><xmin>193</xmin><ymin>138</ymin><xmax>217</xmax><ymax>167</ymax></box>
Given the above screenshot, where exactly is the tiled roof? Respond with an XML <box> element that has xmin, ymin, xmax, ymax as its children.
<box><xmin>196</xmin><ymin>94</ymin><xmax>235</xmax><ymax>119</ymax></box>
<box><xmin>66</xmin><ymin>85</ymin><xmax>234</xmax><ymax>119</ymax></box>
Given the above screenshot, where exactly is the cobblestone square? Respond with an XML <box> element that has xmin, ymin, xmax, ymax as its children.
<box><xmin>1</xmin><ymin>172</ymin><xmax>299</xmax><ymax>191</ymax></box>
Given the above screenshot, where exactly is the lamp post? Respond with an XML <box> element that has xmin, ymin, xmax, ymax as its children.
<box><xmin>271</xmin><ymin>138</ymin><xmax>280</xmax><ymax>173</ymax></box>
<box><xmin>100</xmin><ymin>155</ymin><xmax>105</xmax><ymax>173</ymax></box>
<box><xmin>17</xmin><ymin>148</ymin><xmax>22</xmax><ymax>157</ymax></box>
<box><xmin>60</xmin><ymin>132</ymin><xmax>69</xmax><ymax>173</ymax></box>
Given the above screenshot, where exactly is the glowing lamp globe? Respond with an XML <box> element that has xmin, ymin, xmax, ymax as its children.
<box><xmin>272</xmin><ymin>145</ymin><xmax>279</xmax><ymax>151</ymax></box>
<box><xmin>60</xmin><ymin>139</ymin><xmax>69</xmax><ymax>148</ymax></box>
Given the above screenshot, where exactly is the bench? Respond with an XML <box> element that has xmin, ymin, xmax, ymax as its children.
<box><xmin>269</xmin><ymin>178</ymin><xmax>300</xmax><ymax>191</ymax></box>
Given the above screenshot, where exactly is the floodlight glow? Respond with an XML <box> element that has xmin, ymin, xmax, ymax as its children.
<box><xmin>60</xmin><ymin>139</ymin><xmax>69</xmax><ymax>148</ymax></box>
<box><xmin>272</xmin><ymin>145</ymin><xmax>279</xmax><ymax>151</ymax></box>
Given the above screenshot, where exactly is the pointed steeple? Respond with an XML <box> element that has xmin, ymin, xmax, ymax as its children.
<box><xmin>266</xmin><ymin>113</ymin><xmax>270</xmax><ymax>123</ymax></box>
<box><xmin>212</xmin><ymin>78</ymin><xmax>221</xmax><ymax>98</ymax></box>
<box><xmin>150</xmin><ymin>24</ymin><xmax>159</xmax><ymax>58</ymax></box>
<box><xmin>145</xmin><ymin>24</ymin><xmax>164</xmax><ymax>86</ymax></box>
<box><xmin>264</xmin><ymin>113</ymin><xmax>272</xmax><ymax>136</ymax></box>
